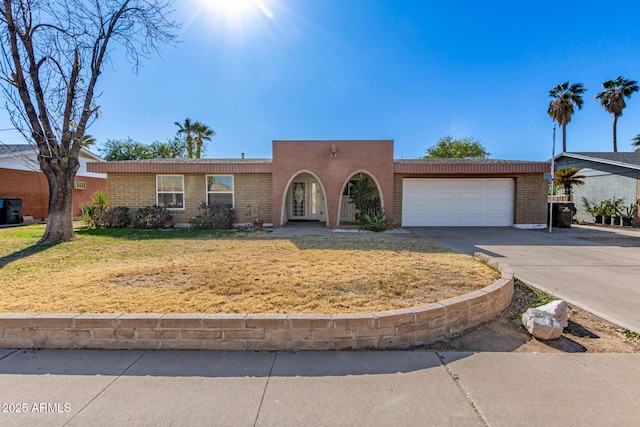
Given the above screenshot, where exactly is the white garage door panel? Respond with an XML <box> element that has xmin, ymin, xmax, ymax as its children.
<box><xmin>402</xmin><ymin>178</ymin><xmax>514</xmax><ymax>226</ymax></box>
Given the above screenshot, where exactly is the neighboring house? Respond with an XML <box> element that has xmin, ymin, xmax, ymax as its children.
<box><xmin>555</xmin><ymin>152</ymin><xmax>640</xmax><ymax>223</ymax></box>
<box><xmin>0</xmin><ymin>144</ymin><xmax>107</xmax><ymax>220</ymax></box>
<box><xmin>87</xmin><ymin>140</ymin><xmax>549</xmax><ymax>228</ymax></box>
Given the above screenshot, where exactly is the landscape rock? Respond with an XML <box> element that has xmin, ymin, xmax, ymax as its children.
<box><xmin>536</xmin><ymin>300</ymin><xmax>569</xmax><ymax>328</ymax></box>
<box><xmin>522</xmin><ymin>308</ymin><xmax>563</xmax><ymax>340</ymax></box>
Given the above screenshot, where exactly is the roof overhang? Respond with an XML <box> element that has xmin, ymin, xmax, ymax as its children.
<box><xmin>393</xmin><ymin>160</ymin><xmax>550</xmax><ymax>174</ymax></box>
<box><xmin>555</xmin><ymin>153</ymin><xmax>640</xmax><ymax>171</ymax></box>
<box><xmin>87</xmin><ymin>160</ymin><xmax>272</xmax><ymax>174</ymax></box>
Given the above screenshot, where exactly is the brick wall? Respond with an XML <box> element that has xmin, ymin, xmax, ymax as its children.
<box><xmin>107</xmin><ymin>173</ymin><xmax>273</xmax><ymax>225</ymax></box>
<box><xmin>233</xmin><ymin>174</ymin><xmax>273</xmax><ymax>223</ymax></box>
<box><xmin>514</xmin><ymin>174</ymin><xmax>548</xmax><ymax>225</ymax></box>
<box><xmin>0</xmin><ymin>168</ymin><xmax>48</xmax><ymax>219</ymax></box>
<box><xmin>393</xmin><ymin>175</ymin><xmax>403</xmax><ymax>226</ymax></box>
<box><xmin>73</xmin><ymin>177</ymin><xmax>108</xmax><ymax>217</ymax></box>
<box><xmin>0</xmin><ymin>169</ymin><xmax>106</xmax><ymax>219</ymax></box>
<box><xmin>0</xmin><ymin>254</ymin><xmax>513</xmax><ymax>351</ymax></box>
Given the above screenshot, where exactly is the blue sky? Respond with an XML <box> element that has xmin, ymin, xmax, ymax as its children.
<box><xmin>3</xmin><ymin>0</ymin><xmax>640</xmax><ymax>160</ymax></box>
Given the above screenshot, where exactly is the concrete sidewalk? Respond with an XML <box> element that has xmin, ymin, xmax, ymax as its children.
<box><xmin>408</xmin><ymin>225</ymin><xmax>640</xmax><ymax>333</ymax></box>
<box><xmin>0</xmin><ymin>349</ymin><xmax>639</xmax><ymax>426</ymax></box>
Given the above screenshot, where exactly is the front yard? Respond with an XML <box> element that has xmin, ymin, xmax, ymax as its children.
<box><xmin>0</xmin><ymin>225</ymin><xmax>499</xmax><ymax>314</ymax></box>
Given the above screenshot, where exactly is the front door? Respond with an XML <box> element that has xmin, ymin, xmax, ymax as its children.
<box><xmin>290</xmin><ymin>181</ymin><xmax>307</xmax><ymax>219</ymax></box>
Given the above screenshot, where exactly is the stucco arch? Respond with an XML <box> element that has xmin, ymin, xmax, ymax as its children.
<box><xmin>336</xmin><ymin>170</ymin><xmax>385</xmax><ymax>226</ymax></box>
<box><xmin>279</xmin><ymin>169</ymin><xmax>329</xmax><ymax>227</ymax></box>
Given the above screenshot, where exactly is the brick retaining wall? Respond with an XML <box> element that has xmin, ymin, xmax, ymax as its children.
<box><xmin>0</xmin><ymin>253</ymin><xmax>513</xmax><ymax>351</ymax></box>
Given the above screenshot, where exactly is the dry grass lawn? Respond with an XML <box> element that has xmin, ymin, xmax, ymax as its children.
<box><xmin>0</xmin><ymin>225</ymin><xmax>499</xmax><ymax>314</ymax></box>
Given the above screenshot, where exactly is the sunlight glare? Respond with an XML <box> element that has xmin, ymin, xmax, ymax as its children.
<box><xmin>196</xmin><ymin>0</ymin><xmax>275</xmax><ymax>42</ymax></box>
<box><xmin>203</xmin><ymin>0</ymin><xmax>273</xmax><ymax>19</ymax></box>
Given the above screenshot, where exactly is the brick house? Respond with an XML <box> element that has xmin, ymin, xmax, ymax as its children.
<box><xmin>87</xmin><ymin>140</ymin><xmax>550</xmax><ymax>228</ymax></box>
<box><xmin>0</xmin><ymin>144</ymin><xmax>107</xmax><ymax>220</ymax></box>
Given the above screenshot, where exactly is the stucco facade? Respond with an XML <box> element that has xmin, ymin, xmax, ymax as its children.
<box><xmin>556</xmin><ymin>152</ymin><xmax>640</xmax><ymax>223</ymax></box>
<box><xmin>88</xmin><ymin>140</ymin><xmax>550</xmax><ymax>228</ymax></box>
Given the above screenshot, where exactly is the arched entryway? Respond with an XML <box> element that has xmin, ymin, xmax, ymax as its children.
<box><xmin>280</xmin><ymin>171</ymin><xmax>328</xmax><ymax>226</ymax></box>
<box><xmin>337</xmin><ymin>171</ymin><xmax>384</xmax><ymax>226</ymax></box>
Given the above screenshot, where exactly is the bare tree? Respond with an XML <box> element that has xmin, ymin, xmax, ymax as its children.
<box><xmin>0</xmin><ymin>0</ymin><xmax>178</xmax><ymax>244</ymax></box>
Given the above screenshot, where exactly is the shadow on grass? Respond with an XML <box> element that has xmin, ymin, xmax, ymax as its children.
<box><xmin>74</xmin><ymin>227</ymin><xmax>454</xmax><ymax>254</ymax></box>
<box><xmin>0</xmin><ymin>242</ymin><xmax>59</xmax><ymax>269</ymax></box>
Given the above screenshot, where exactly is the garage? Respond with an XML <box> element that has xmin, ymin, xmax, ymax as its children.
<box><xmin>401</xmin><ymin>178</ymin><xmax>514</xmax><ymax>226</ymax></box>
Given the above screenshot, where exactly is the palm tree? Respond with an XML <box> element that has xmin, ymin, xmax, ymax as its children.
<box><xmin>192</xmin><ymin>121</ymin><xmax>215</xmax><ymax>159</ymax></box>
<box><xmin>175</xmin><ymin>118</ymin><xmax>195</xmax><ymax>158</ymax></box>
<box><xmin>547</xmin><ymin>81</ymin><xmax>586</xmax><ymax>152</ymax></box>
<box><xmin>632</xmin><ymin>134</ymin><xmax>640</xmax><ymax>152</ymax></box>
<box><xmin>76</xmin><ymin>134</ymin><xmax>96</xmax><ymax>148</ymax></box>
<box><xmin>595</xmin><ymin>76</ymin><xmax>639</xmax><ymax>152</ymax></box>
<box><xmin>554</xmin><ymin>167</ymin><xmax>586</xmax><ymax>200</ymax></box>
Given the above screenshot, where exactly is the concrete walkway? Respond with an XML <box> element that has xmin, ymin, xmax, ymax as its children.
<box><xmin>1</xmin><ymin>349</ymin><xmax>639</xmax><ymax>426</ymax></box>
<box><xmin>408</xmin><ymin>225</ymin><xmax>640</xmax><ymax>333</ymax></box>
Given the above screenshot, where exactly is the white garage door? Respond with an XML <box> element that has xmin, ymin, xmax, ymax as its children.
<box><xmin>402</xmin><ymin>178</ymin><xmax>514</xmax><ymax>226</ymax></box>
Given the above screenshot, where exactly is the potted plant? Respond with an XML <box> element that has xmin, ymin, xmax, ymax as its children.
<box><xmin>622</xmin><ymin>202</ymin><xmax>638</xmax><ymax>227</ymax></box>
<box><xmin>602</xmin><ymin>200</ymin><xmax>614</xmax><ymax>225</ymax></box>
<box><xmin>245</xmin><ymin>201</ymin><xmax>263</xmax><ymax>230</ymax></box>
<box><xmin>582</xmin><ymin>197</ymin><xmax>597</xmax><ymax>224</ymax></box>
<box><xmin>592</xmin><ymin>202</ymin><xmax>605</xmax><ymax>224</ymax></box>
<box><xmin>610</xmin><ymin>198</ymin><xmax>625</xmax><ymax>226</ymax></box>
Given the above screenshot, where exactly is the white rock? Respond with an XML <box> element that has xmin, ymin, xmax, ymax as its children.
<box><xmin>522</xmin><ymin>308</ymin><xmax>563</xmax><ymax>340</ymax></box>
<box><xmin>536</xmin><ymin>300</ymin><xmax>569</xmax><ymax>328</ymax></box>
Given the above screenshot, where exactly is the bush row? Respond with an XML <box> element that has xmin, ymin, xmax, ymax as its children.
<box><xmin>81</xmin><ymin>192</ymin><xmax>234</xmax><ymax>230</ymax></box>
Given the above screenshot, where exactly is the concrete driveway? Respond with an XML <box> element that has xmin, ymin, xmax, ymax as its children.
<box><xmin>408</xmin><ymin>225</ymin><xmax>640</xmax><ymax>333</ymax></box>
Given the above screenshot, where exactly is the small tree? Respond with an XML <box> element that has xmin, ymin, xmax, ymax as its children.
<box><xmin>423</xmin><ymin>136</ymin><xmax>489</xmax><ymax>159</ymax></box>
<box><xmin>150</xmin><ymin>138</ymin><xmax>186</xmax><ymax>159</ymax></box>
<box><xmin>554</xmin><ymin>168</ymin><xmax>585</xmax><ymax>200</ymax></box>
<box><xmin>101</xmin><ymin>138</ymin><xmax>151</xmax><ymax>161</ymax></box>
<box><xmin>349</xmin><ymin>178</ymin><xmax>388</xmax><ymax>231</ymax></box>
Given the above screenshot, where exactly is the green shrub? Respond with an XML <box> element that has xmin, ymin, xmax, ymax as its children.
<box><xmin>189</xmin><ymin>202</ymin><xmax>234</xmax><ymax>230</ymax></box>
<box><xmin>80</xmin><ymin>191</ymin><xmax>109</xmax><ymax>228</ymax></box>
<box><xmin>96</xmin><ymin>207</ymin><xmax>131</xmax><ymax>228</ymax></box>
<box><xmin>133</xmin><ymin>205</ymin><xmax>173</xmax><ymax>229</ymax></box>
<box><xmin>349</xmin><ymin>178</ymin><xmax>388</xmax><ymax>232</ymax></box>
<box><xmin>358</xmin><ymin>209</ymin><xmax>389</xmax><ymax>232</ymax></box>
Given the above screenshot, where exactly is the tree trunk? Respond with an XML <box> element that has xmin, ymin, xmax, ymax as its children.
<box><xmin>613</xmin><ymin>114</ymin><xmax>618</xmax><ymax>152</ymax></box>
<box><xmin>562</xmin><ymin>124</ymin><xmax>567</xmax><ymax>152</ymax></box>
<box><xmin>38</xmin><ymin>163</ymin><xmax>78</xmax><ymax>245</ymax></box>
<box><xmin>186</xmin><ymin>136</ymin><xmax>193</xmax><ymax>158</ymax></box>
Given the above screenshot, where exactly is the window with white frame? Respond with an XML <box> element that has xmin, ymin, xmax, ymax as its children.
<box><xmin>206</xmin><ymin>175</ymin><xmax>234</xmax><ymax>208</ymax></box>
<box><xmin>156</xmin><ymin>175</ymin><xmax>184</xmax><ymax>209</ymax></box>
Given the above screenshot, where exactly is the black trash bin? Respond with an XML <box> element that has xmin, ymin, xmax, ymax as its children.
<box><xmin>2</xmin><ymin>198</ymin><xmax>23</xmax><ymax>225</ymax></box>
<box><xmin>551</xmin><ymin>202</ymin><xmax>574</xmax><ymax>228</ymax></box>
